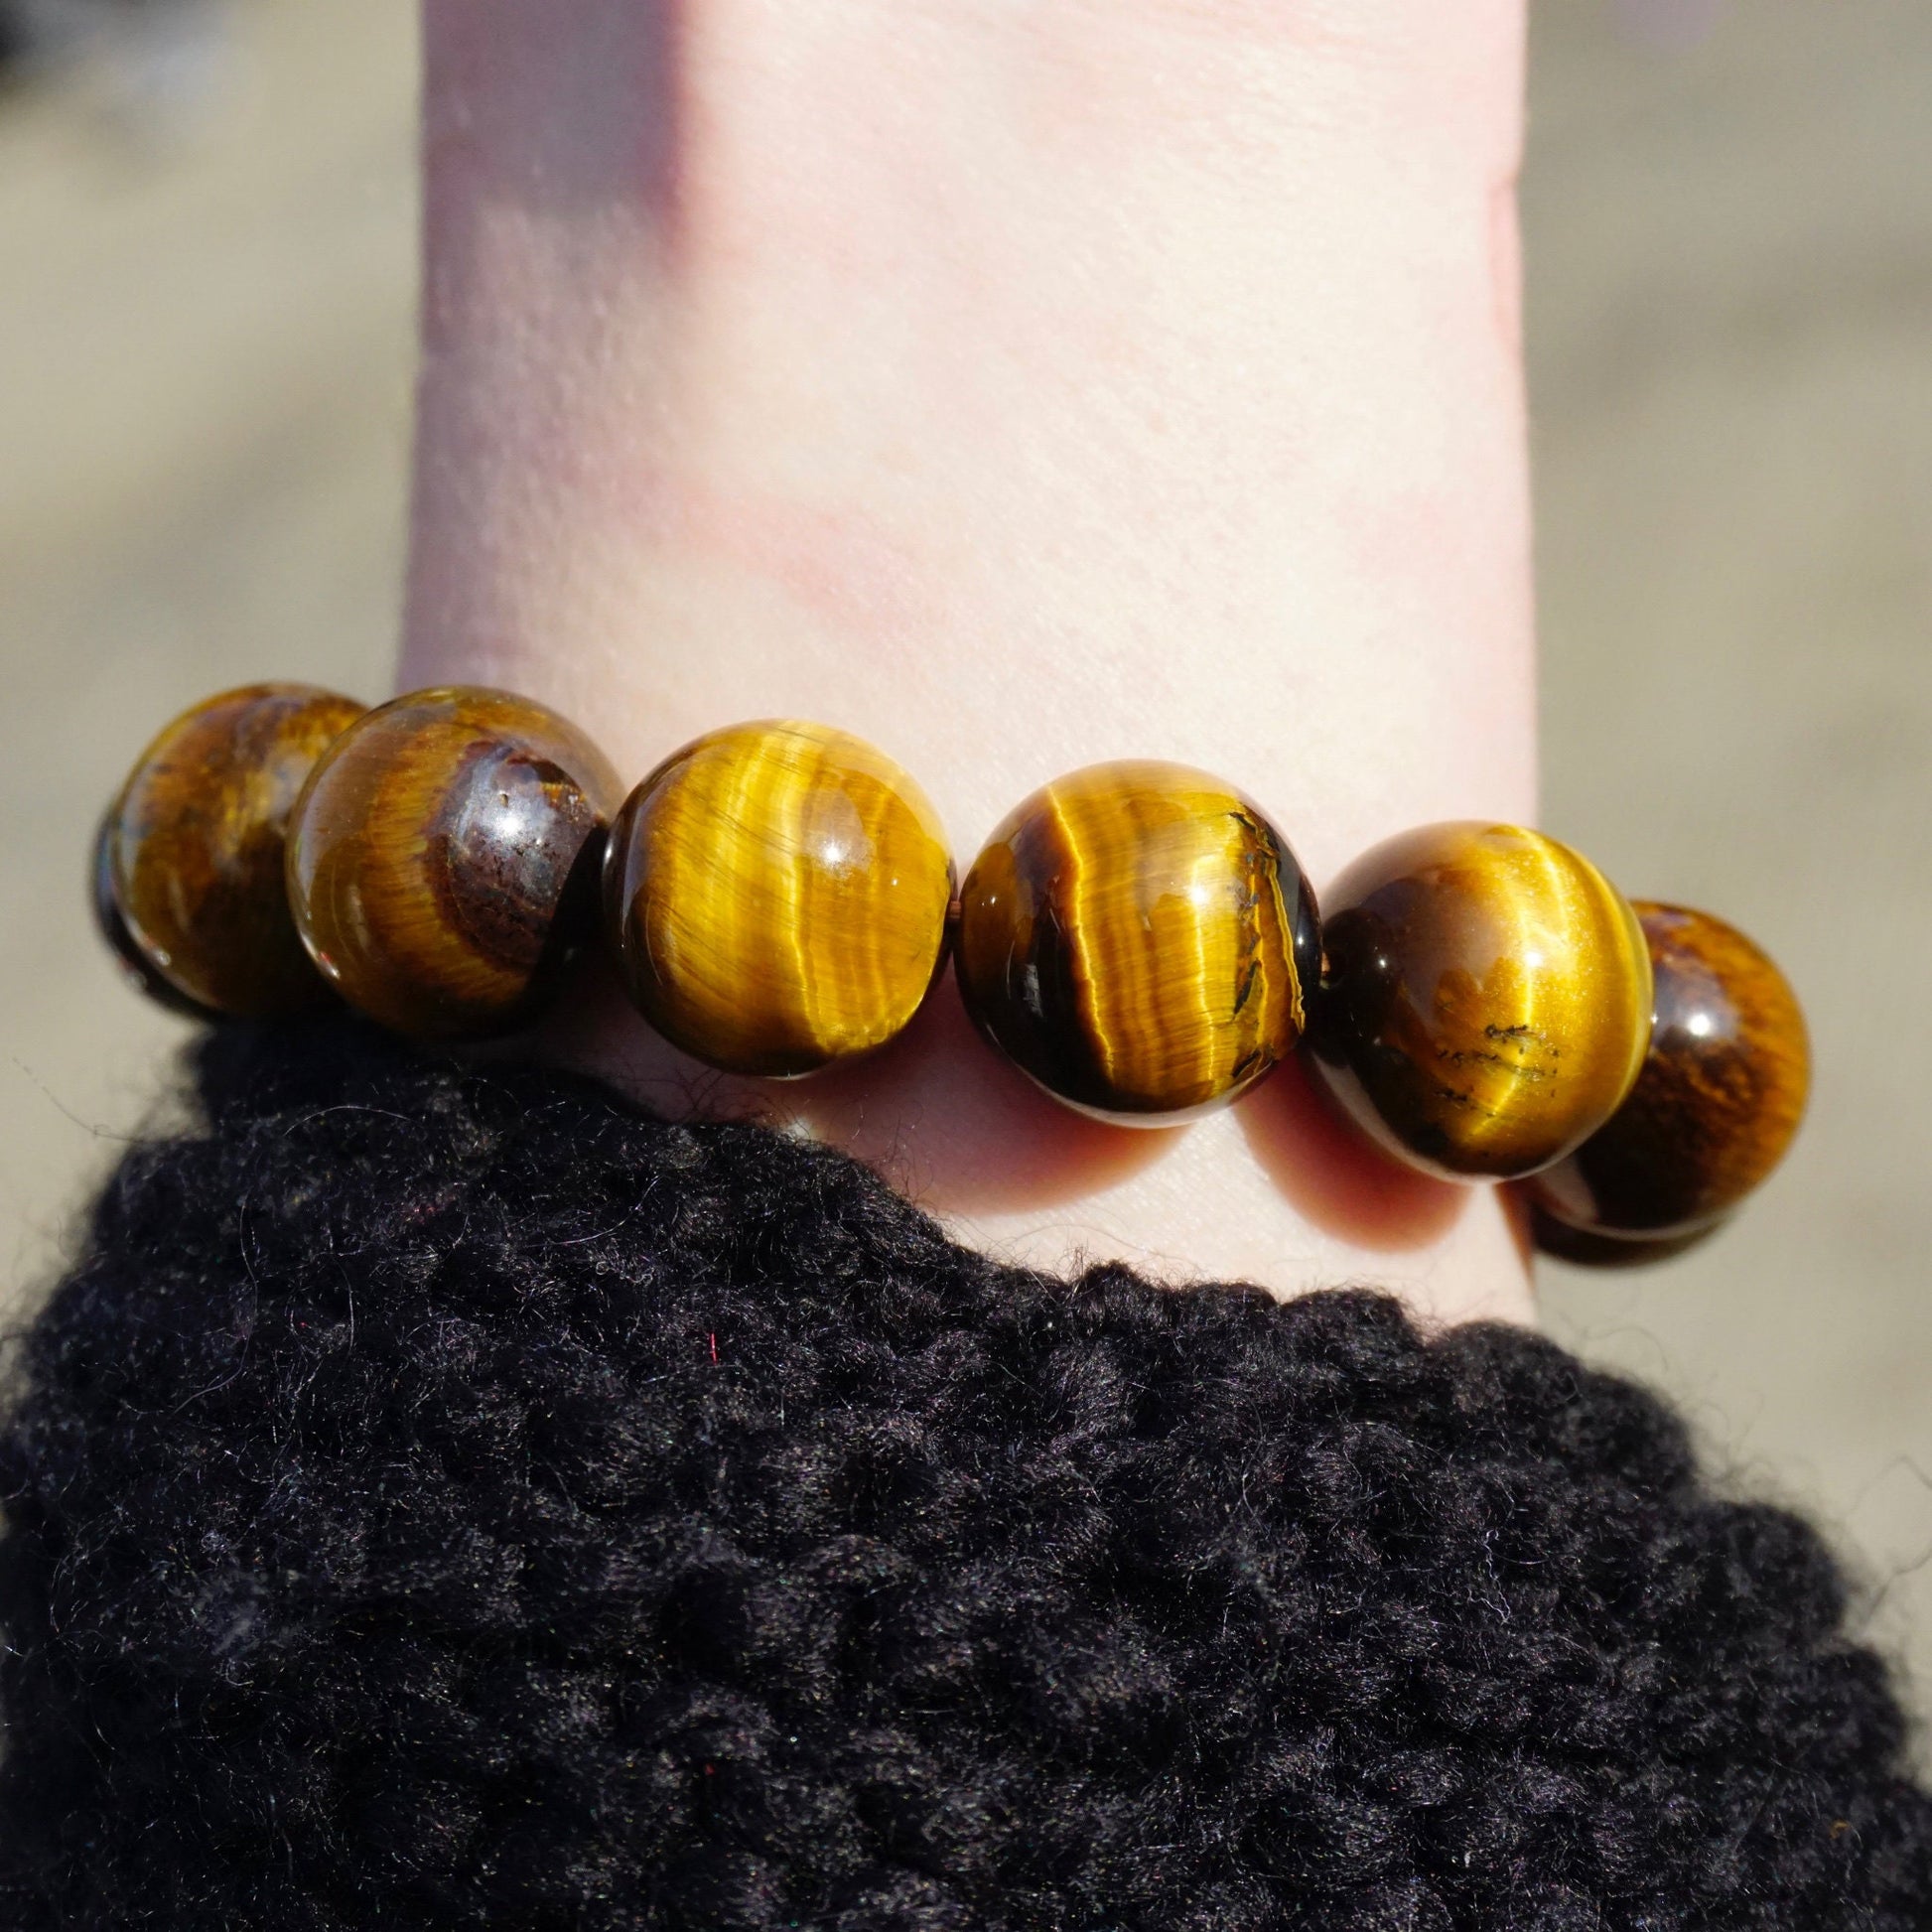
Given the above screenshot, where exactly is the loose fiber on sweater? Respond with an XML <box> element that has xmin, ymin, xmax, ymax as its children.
<box><xmin>0</xmin><ymin>1020</ymin><xmax>1927</xmax><ymax>1929</ymax></box>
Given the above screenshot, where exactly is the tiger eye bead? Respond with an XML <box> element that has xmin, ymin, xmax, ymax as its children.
<box><xmin>1525</xmin><ymin>1200</ymin><xmax>1726</xmax><ymax>1270</ymax></box>
<box><xmin>91</xmin><ymin>814</ymin><xmax>215</xmax><ymax>1020</ymax></box>
<box><xmin>286</xmin><ymin>687</ymin><xmax>620</xmax><ymax>1038</ymax></box>
<box><xmin>97</xmin><ymin>683</ymin><xmax>364</xmax><ymax>1017</ymax></box>
<box><xmin>954</xmin><ymin>761</ymin><xmax>1320</xmax><ymax>1123</ymax></box>
<box><xmin>1523</xmin><ymin>902</ymin><xmax>1809</xmax><ymax>1248</ymax></box>
<box><xmin>1309</xmin><ymin>823</ymin><xmax>1653</xmax><ymax>1180</ymax></box>
<box><xmin>604</xmin><ymin>721</ymin><xmax>955</xmax><ymax>1076</ymax></box>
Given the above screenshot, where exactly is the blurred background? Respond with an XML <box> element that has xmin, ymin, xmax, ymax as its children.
<box><xmin>2</xmin><ymin>0</ymin><xmax>1929</xmax><ymax>1726</ymax></box>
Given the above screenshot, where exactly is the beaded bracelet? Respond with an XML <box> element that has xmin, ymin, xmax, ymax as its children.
<box><xmin>94</xmin><ymin>682</ymin><xmax>1811</xmax><ymax>1264</ymax></box>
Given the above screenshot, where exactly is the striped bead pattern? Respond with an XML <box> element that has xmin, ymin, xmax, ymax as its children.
<box><xmin>95</xmin><ymin>682</ymin><xmax>1807</xmax><ymax>1265</ymax></box>
<box><xmin>98</xmin><ymin>682</ymin><xmax>365</xmax><ymax>1018</ymax></box>
<box><xmin>954</xmin><ymin>760</ymin><xmax>1320</xmax><ymax>1122</ymax></box>
<box><xmin>603</xmin><ymin>721</ymin><xmax>955</xmax><ymax>1077</ymax></box>
<box><xmin>1311</xmin><ymin>822</ymin><xmax>1654</xmax><ymax>1180</ymax></box>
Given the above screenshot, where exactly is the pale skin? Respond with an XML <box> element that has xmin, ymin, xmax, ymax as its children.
<box><xmin>402</xmin><ymin>0</ymin><xmax>1539</xmax><ymax>1326</ymax></box>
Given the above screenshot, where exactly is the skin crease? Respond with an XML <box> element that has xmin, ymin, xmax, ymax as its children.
<box><xmin>402</xmin><ymin>0</ymin><xmax>1539</xmax><ymax>1326</ymax></box>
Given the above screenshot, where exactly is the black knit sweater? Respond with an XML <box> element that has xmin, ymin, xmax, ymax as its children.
<box><xmin>0</xmin><ymin>1020</ymin><xmax>1926</xmax><ymax>1928</ymax></box>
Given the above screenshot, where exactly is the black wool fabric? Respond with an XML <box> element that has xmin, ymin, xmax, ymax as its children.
<box><xmin>1</xmin><ymin>1023</ymin><xmax>1928</xmax><ymax>1930</ymax></box>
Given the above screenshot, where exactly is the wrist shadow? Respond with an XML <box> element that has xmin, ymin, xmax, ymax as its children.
<box><xmin>1235</xmin><ymin>1051</ymin><xmax>1467</xmax><ymax>1252</ymax></box>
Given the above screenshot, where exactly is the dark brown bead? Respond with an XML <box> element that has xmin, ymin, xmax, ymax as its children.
<box><xmin>1525</xmin><ymin>1199</ymin><xmax>1726</xmax><ymax>1270</ymax></box>
<box><xmin>98</xmin><ymin>683</ymin><xmax>364</xmax><ymax>1018</ymax></box>
<box><xmin>1522</xmin><ymin>901</ymin><xmax>1810</xmax><ymax>1245</ymax></box>
<box><xmin>1309</xmin><ymin>822</ymin><xmax>1654</xmax><ymax>1180</ymax></box>
<box><xmin>954</xmin><ymin>760</ymin><xmax>1320</xmax><ymax>1123</ymax></box>
<box><xmin>286</xmin><ymin>687</ymin><xmax>621</xmax><ymax>1038</ymax></box>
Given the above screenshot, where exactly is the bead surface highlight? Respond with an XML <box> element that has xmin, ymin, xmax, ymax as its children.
<box><xmin>98</xmin><ymin>682</ymin><xmax>364</xmax><ymax>1017</ymax></box>
<box><xmin>1523</xmin><ymin>901</ymin><xmax>1809</xmax><ymax>1245</ymax></box>
<box><xmin>287</xmin><ymin>687</ymin><xmax>620</xmax><ymax>1038</ymax></box>
<box><xmin>91</xmin><ymin>815</ymin><xmax>216</xmax><ymax>1020</ymax></box>
<box><xmin>954</xmin><ymin>760</ymin><xmax>1319</xmax><ymax>1123</ymax></box>
<box><xmin>604</xmin><ymin>721</ymin><xmax>954</xmax><ymax>1076</ymax></box>
<box><xmin>1310</xmin><ymin>822</ymin><xmax>1653</xmax><ymax>1180</ymax></box>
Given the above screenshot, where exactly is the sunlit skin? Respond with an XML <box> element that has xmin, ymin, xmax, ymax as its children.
<box><xmin>404</xmin><ymin>0</ymin><xmax>1540</xmax><ymax>1326</ymax></box>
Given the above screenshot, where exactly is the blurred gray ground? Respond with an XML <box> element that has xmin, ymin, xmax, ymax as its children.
<box><xmin>1</xmin><ymin>0</ymin><xmax>1929</xmax><ymax>1720</ymax></box>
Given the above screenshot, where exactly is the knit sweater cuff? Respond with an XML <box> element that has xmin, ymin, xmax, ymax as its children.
<box><xmin>0</xmin><ymin>1019</ymin><xmax>1925</xmax><ymax>1927</ymax></box>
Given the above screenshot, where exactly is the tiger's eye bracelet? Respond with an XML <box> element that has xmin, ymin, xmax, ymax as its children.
<box><xmin>93</xmin><ymin>682</ymin><xmax>1812</xmax><ymax>1264</ymax></box>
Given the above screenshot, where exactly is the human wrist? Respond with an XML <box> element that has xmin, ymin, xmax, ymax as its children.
<box><xmin>401</xmin><ymin>0</ymin><xmax>1539</xmax><ymax>1322</ymax></box>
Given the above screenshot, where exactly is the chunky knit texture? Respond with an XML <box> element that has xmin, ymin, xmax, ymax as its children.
<box><xmin>0</xmin><ymin>1021</ymin><xmax>1927</xmax><ymax>1928</ymax></box>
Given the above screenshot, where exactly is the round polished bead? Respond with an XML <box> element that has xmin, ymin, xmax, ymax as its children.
<box><xmin>954</xmin><ymin>760</ymin><xmax>1320</xmax><ymax>1123</ymax></box>
<box><xmin>287</xmin><ymin>687</ymin><xmax>620</xmax><ymax>1038</ymax></box>
<box><xmin>1309</xmin><ymin>822</ymin><xmax>1653</xmax><ymax>1180</ymax></box>
<box><xmin>1522</xmin><ymin>901</ymin><xmax>1809</xmax><ymax>1247</ymax></box>
<box><xmin>91</xmin><ymin>815</ymin><xmax>215</xmax><ymax>1020</ymax></box>
<box><xmin>604</xmin><ymin>720</ymin><xmax>955</xmax><ymax>1076</ymax></box>
<box><xmin>1525</xmin><ymin>1199</ymin><xmax>1726</xmax><ymax>1270</ymax></box>
<box><xmin>97</xmin><ymin>682</ymin><xmax>364</xmax><ymax>1018</ymax></box>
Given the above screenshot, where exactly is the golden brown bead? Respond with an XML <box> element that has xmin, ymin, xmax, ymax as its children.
<box><xmin>604</xmin><ymin>721</ymin><xmax>954</xmax><ymax>1076</ymax></box>
<box><xmin>97</xmin><ymin>682</ymin><xmax>364</xmax><ymax>1017</ymax></box>
<box><xmin>1522</xmin><ymin>901</ymin><xmax>1809</xmax><ymax>1248</ymax></box>
<box><xmin>286</xmin><ymin>687</ymin><xmax>620</xmax><ymax>1038</ymax></box>
<box><xmin>1309</xmin><ymin>822</ymin><xmax>1653</xmax><ymax>1180</ymax></box>
<box><xmin>953</xmin><ymin>760</ymin><xmax>1320</xmax><ymax>1123</ymax></box>
<box><xmin>91</xmin><ymin>814</ymin><xmax>216</xmax><ymax>1020</ymax></box>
